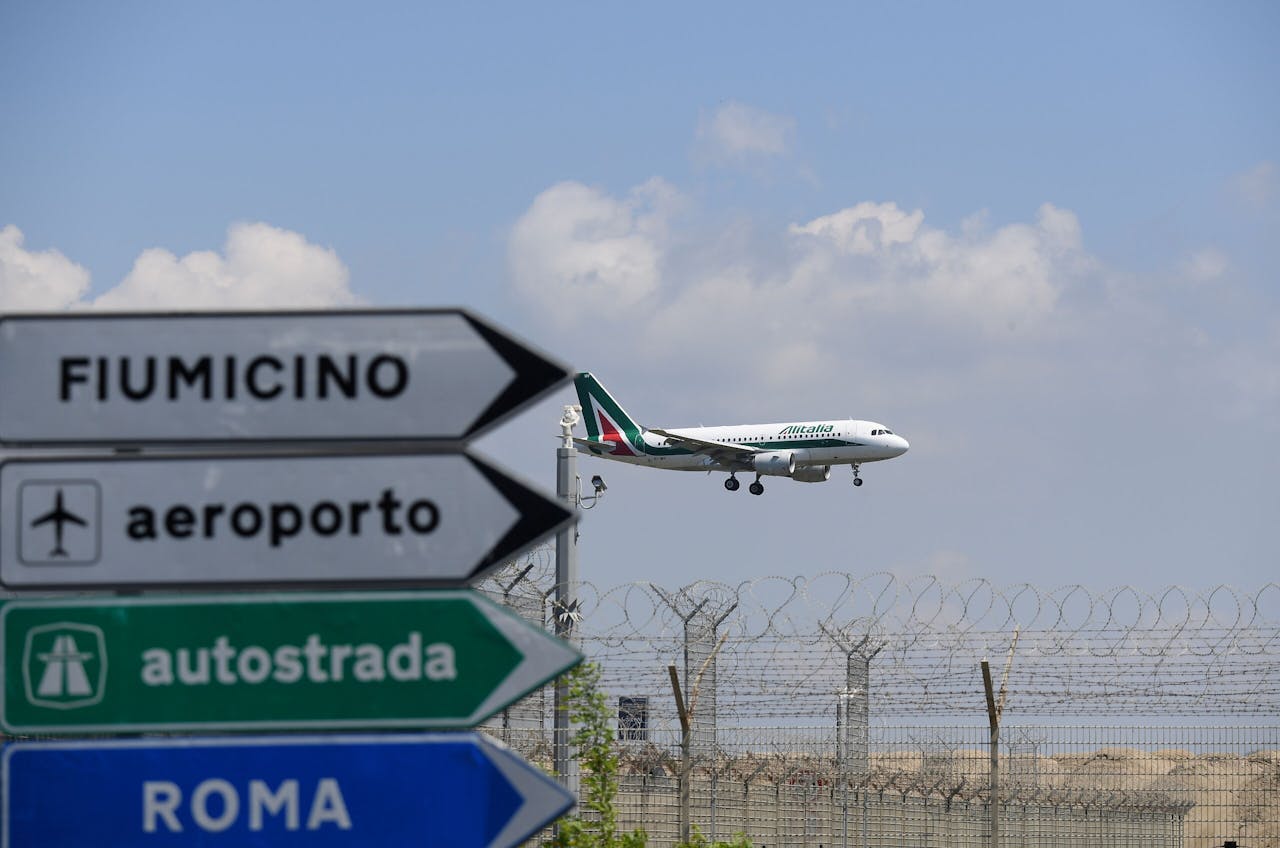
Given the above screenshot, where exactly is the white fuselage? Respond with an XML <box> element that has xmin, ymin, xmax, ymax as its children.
<box><xmin>601</xmin><ymin>419</ymin><xmax>909</xmax><ymax>473</ymax></box>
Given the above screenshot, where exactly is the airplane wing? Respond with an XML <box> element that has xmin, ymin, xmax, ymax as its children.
<box><xmin>31</xmin><ymin>509</ymin><xmax>87</xmax><ymax>528</ymax></box>
<box><xmin>647</xmin><ymin>428</ymin><xmax>760</xmax><ymax>463</ymax></box>
<box><xmin>29</xmin><ymin>511</ymin><xmax>58</xmax><ymax>528</ymax></box>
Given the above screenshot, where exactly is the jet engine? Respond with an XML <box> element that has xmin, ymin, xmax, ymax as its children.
<box><xmin>751</xmin><ymin>451</ymin><xmax>796</xmax><ymax>477</ymax></box>
<box><xmin>791</xmin><ymin>465</ymin><xmax>832</xmax><ymax>483</ymax></box>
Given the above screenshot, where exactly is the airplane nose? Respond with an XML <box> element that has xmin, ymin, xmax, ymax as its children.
<box><xmin>893</xmin><ymin>435</ymin><xmax>909</xmax><ymax>456</ymax></box>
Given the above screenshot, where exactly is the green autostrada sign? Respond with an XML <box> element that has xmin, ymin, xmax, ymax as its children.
<box><xmin>0</xmin><ymin>590</ymin><xmax>580</xmax><ymax>735</ymax></box>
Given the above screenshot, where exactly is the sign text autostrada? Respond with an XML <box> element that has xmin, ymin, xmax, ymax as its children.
<box><xmin>0</xmin><ymin>591</ymin><xmax>582</xmax><ymax>734</ymax></box>
<box><xmin>0</xmin><ymin>452</ymin><xmax>573</xmax><ymax>589</ymax></box>
<box><xmin>0</xmin><ymin>309</ymin><xmax>570</xmax><ymax>446</ymax></box>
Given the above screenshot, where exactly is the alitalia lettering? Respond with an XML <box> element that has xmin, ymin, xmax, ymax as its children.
<box><xmin>58</xmin><ymin>353</ymin><xmax>409</xmax><ymax>403</ymax></box>
<box><xmin>143</xmin><ymin>777</ymin><xmax>352</xmax><ymax>833</ymax></box>
<box><xmin>778</xmin><ymin>424</ymin><xmax>834</xmax><ymax>435</ymax></box>
<box><xmin>140</xmin><ymin>632</ymin><xmax>457</xmax><ymax>687</ymax></box>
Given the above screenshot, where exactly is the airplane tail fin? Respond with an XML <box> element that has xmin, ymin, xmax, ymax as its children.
<box><xmin>574</xmin><ymin>372</ymin><xmax>645</xmax><ymax>455</ymax></box>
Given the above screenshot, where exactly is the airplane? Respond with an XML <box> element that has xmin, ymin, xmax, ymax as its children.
<box><xmin>572</xmin><ymin>372</ymin><xmax>909</xmax><ymax>495</ymax></box>
<box><xmin>30</xmin><ymin>489</ymin><xmax>87</xmax><ymax>557</ymax></box>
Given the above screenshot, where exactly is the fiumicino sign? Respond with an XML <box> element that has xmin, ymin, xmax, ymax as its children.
<box><xmin>0</xmin><ymin>309</ymin><xmax>570</xmax><ymax>446</ymax></box>
<box><xmin>0</xmin><ymin>452</ymin><xmax>573</xmax><ymax>589</ymax></box>
<box><xmin>2</xmin><ymin>733</ymin><xmax>574</xmax><ymax>848</ymax></box>
<box><xmin>0</xmin><ymin>591</ymin><xmax>581</xmax><ymax>734</ymax></box>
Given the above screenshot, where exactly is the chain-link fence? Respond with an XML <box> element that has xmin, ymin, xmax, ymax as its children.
<box><xmin>598</xmin><ymin>725</ymin><xmax>1273</xmax><ymax>848</ymax></box>
<box><xmin>475</xmin><ymin>556</ymin><xmax>1280</xmax><ymax>847</ymax></box>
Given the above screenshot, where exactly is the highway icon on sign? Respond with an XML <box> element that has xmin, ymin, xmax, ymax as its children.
<box><xmin>18</xmin><ymin>481</ymin><xmax>100</xmax><ymax>565</ymax></box>
<box><xmin>21</xmin><ymin>622</ymin><xmax>107</xmax><ymax>710</ymax></box>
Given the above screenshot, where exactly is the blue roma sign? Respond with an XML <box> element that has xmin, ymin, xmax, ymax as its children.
<box><xmin>1</xmin><ymin>733</ymin><xmax>574</xmax><ymax>848</ymax></box>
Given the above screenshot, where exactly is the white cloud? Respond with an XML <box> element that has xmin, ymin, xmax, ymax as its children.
<box><xmin>787</xmin><ymin>200</ymin><xmax>1082</xmax><ymax>336</ymax></box>
<box><xmin>696</xmin><ymin>101</ymin><xmax>795</xmax><ymax>163</ymax></box>
<box><xmin>1</xmin><ymin>222</ymin><xmax>358</xmax><ymax>313</ymax></box>
<box><xmin>511</xmin><ymin>182</ymin><xmax>1089</xmax><ymax>344</ymax></box>
<box><xmin>511</xmin><ymin>181</ymin><xmax>1093</xmax><ymax>371</ymax></box>
<box><xmin>1232</xmin><ymin>161</ymin><xmax>1275</xmax><ymax>209</ymax></box>
<box><xmin>508</xmin><ymin>172</ymin><xmax>1275</xmax><ymax>440</ymax></box>
<box><xmin>1183</xmin><ymin>247</ymin><xmax>1229</xmax><ymax>282</ymax></box>
<box><xmin>789</xmin><ymin>202</ymin><xmax>924</xmax><ymax>254</ymax></box>
<box><xmin>0</xmin><ymin>225</ymin><xmax>91</xmax><ymax>311</ymax></box>
<box><xmin>508</xmin><ymin>179</ymin><xmax>678</xmax><ymax>326</ymax></box>
<box><xmin>94</xmin><ymin>222</ymin><xmax>357</xmax><ymax>309</ymax></box>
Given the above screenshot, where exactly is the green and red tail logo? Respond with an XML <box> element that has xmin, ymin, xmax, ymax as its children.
<box><xmin>575</xmin><ymin>373</ymin><xmax>643</xmax><ymax>456</ymax></box>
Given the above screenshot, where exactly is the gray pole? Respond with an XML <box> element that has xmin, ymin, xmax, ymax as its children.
<box><xmin>983</xmin><ymin>660</ymin><xmax>1001</xmax><ymax>848</ymax></box>
<box><xmin>554</xmin><ymin>407</ymin><xmax>582</xmax><ymax>800</ymax></box>
<box><xmin>981</xmin><ymin>631</ymin><xmax>1019</xmax><ymax>848</ymax></box>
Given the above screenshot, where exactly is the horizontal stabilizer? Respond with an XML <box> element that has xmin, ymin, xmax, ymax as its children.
<box><xmin>574</xmin><ymin>437</ymin><xmax>622</xmax><ymax>454</ymax></box>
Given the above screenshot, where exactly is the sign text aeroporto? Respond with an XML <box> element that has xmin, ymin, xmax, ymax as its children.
<box><xmin>0</xmin><ymin>309</ymin><xmax>570</xmax><ymax>445</ymax></box>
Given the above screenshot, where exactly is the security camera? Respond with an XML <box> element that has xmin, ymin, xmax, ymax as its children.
<box><xmin>591</xmin><ymin>475</ymin><xmax>607</xmax><ymax>493</ymax></box>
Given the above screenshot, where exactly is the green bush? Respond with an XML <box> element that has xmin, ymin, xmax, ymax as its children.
<box><xmin>545</xmin><ymin>662</ymin><xmax>647</xmax><ymax>848</ymax></box>
<box><xmin>546</xmin><ymin>662</ymin><xmax>753</xmax><ymax>848</ymax></box>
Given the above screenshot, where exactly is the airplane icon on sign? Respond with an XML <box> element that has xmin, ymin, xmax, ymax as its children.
<box><xmin>29</xmin><ymin>489</ymin><xmax>89</xmax><ymax>558</ymax></box>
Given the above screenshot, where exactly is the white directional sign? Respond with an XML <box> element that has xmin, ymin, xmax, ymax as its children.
<box><xmin>0</xmin><ymin>309</ymin><xmax>570</xmax><ymax>446</ymax></box>
<box><xmin>0</xmin><ymin>452</ymin><xmax>573</xmax><ymax>589</ymax></box>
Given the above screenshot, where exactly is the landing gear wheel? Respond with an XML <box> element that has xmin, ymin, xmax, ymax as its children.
<box><xmin>749</xmin><ymin>481</ymin><xmax>764</xmax><ymax>496</ymax></box>
<box><xmin>724</xmin><ymin>477</ymin><xmax>740</xmax><ymax>492</ymax></box>
<box><xmin>853</xmin><ymin>478</ymin><xmax>863</xmax><ymax>487</ymax></box>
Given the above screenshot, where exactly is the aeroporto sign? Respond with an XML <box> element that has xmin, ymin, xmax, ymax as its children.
<box><xmin>0</xmin><ymin>309</ymin><xmax>570</xmax><ymax>445</ymax></box>
<box><xmin>0</xmin><ymin>452</ymin><xmax>573</xmax><ymax>589</ymax></box>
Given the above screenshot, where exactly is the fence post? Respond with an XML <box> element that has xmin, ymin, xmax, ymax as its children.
<box><xmin>981</xmin><ymin>629</ymin><xmax>1018</xmax><ymax>848</ymax></box>
<box><xmin>668</xmin><ymin>664</ymin><xmax>693</xmax><ymax>844</ymax></box>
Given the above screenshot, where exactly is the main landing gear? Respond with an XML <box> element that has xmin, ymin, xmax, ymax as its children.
<box><xmin>851</xmin><ymin>464</ymin><xmax>863</xmax><ymax>487</ymax></box>
<box><xmin>724</xmin><ymin>474</ymin><xmax>765</xmax><ymax>495</ymax></box>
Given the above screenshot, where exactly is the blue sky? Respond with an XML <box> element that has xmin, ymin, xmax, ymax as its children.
<box><xmin>2</xmin><ymin>2</ymin><xmax>1277</xmax><ymax>593</ymax></box>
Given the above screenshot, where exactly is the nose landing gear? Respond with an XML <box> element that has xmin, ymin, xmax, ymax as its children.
<box><xmin>852</xmin><ymin>464</ymin><xmax>863</xmax><ymax>487</ymax></box>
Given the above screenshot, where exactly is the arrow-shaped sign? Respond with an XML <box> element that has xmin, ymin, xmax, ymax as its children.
<box><xmin>1</xmin><ymin>591</ymin><xmax>581</xmax><ymax>734</ymax></box>
<box><xmin>0</xmin><ymin>309</ymin><xmax>570</xmax><ymax>446</ymax></box>
<box><xmin>0</xmin><ymin>451</ymin><xmax>573</xmax><ymax>589</ymax></box>
<box><xmin>2</xmin><ymin>732</ymin><xmax>574</xmax><ymax>848</ymax></box>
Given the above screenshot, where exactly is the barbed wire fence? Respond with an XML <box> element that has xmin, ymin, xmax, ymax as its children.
<box><xmin>476</xmin><ymin>550</ymin><xmax>1280</xmax><ymax>847</ymax></box>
